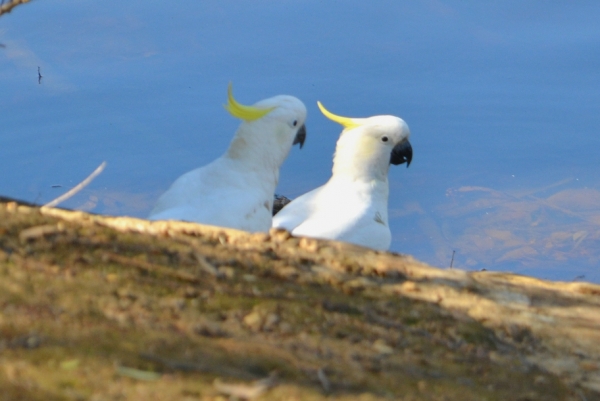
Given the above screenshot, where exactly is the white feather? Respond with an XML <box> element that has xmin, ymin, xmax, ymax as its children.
<box><xmin>273</xmin><ymin>114</ymin><xmax>411</xmax><ymax>250</ymax></box>
<box><xmin>149</xmin><ymin>93</ymin><xmax>307</xmax><ymax>233</ymax></box>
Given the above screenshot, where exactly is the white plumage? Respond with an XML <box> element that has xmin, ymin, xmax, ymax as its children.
<box><xmin>149</xmin><ymin>85</ymin><xmax>307</xmax><ymax>232</ymax></box>
<box><xmin>272</xmin><ymin>102</ymin><xmax>412</xmax><ymax>250</ymax></box>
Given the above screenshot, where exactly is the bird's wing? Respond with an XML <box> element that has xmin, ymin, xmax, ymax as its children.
<box><xmin>333</xmin><ymin>210</ymin><xmax>391</xmax><ymax>250</ymax></box>
<box><xmin>271</xmin><ymin>186</ymin><xmax>324</xmax><ymax>231</ymax></box>
<box><xmin>149</xmin><ymin>160</ymin><xmax>273</xmax><ymax>232</ymax></box>
<box><xmin>286</xmin><ymin>187</ymin><xmax>363</xmax><ymax>239</ymax></box>
<box><xmin>273</xmin><ymin>179</ymin><xmax>392</xmax><ymax>250</ymax></box>
<box><xmin>273</xmin><ymin>180</ymin><xmax>361</xmax><ymax>238</ymax></box>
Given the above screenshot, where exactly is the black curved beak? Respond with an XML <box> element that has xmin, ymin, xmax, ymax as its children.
<box><xmin>293</xmin><ymin>124</ymin><xmax>306</xmax><ymax>149</ymax></box>
<box><xmin>390</xmin><ymin>140</ymin><xmax>412</xmax><ymax>167</ymax></box>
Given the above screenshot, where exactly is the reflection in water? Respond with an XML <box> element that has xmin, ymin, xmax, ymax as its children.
<box><xmin>392</xmin><ymin>178</ymin><xmax>600</xmax><ymax>282</ymax></box>
<box><xmin>71</xmin><ymin>189</ymin><xmax>158</xmax><ymax>217</ymax></box>
<box><xmin>442</xmin><ymin>181</ymin><xmax>600</xmax><ymax>266</ymax></box>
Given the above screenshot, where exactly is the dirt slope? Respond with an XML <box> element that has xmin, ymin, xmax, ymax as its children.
<box><xmin>1</xmin><ymin>200</ymin><xmax>599</xmax><ymax>400</ymax></box>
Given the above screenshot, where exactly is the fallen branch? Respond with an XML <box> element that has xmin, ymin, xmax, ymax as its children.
<box><xmin>43</xmin><ymin>161</ymin><xmax>106</xmax><ymax>208</ymax></box>
<box><xmin>0</xmin><ymin>0</ymin><xmax>32</xmax><ymax>17</ymax></box>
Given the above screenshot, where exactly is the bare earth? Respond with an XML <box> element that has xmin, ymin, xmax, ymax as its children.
<box><xmin>1</xmin><ymin>199</ymin><xmax>599</xmax><ymax>400</ymax></box>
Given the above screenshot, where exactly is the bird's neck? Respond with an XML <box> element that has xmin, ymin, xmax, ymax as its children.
<box><xmin>224</xmin><ymin>123</ymin><xmax>290</xmax><ymax>174</ymax></box>
<box><xmin>331</xmin><ymin>138</ymin><xmax>390</xmax><ymax>183</ymax></box>
<box><xmin>328</xmin><ymin>173</ymin><xmax>390</xmax><ymax>210</ymax></box>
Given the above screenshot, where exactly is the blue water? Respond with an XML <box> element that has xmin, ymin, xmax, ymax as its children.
<box><xmin>2</xmin><ymin>1</ymin><xmax>599</xmax><ymax>283</ymax></box>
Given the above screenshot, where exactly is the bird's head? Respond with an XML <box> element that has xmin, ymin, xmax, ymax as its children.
<box><xmin>318</xmin><ymin>102</ymin><xmax>412</xmax><ymax>180</ymax></box>
<box><xmin>224</xmin><ymin>84</ymin><xmax>307</xmax><ymax>164</ymax></box>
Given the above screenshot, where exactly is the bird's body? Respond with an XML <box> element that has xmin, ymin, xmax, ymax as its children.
<box><xmin>149</xmin><ymin>86</ymin><xmax>307</xmax><ymax>232</ymax></box>
<box><xmin>149</xmin><ymin>156</ymin><xmax>276</xmax><ymax>232</ymax></box>
<box><xmin>273</xmin><ymin>103</ymin><xmax>412</xmax><ymax>250</ymax></box>
<box><xmin>274</xmin><ymin>175</ymin><xmax>392</xmax><ymax>249</ymax></box>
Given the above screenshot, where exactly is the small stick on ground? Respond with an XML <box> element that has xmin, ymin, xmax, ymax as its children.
<box><xmin>43</xmin><ymin>161</ymin><xmax>106</xmax><ymax>208</ymax></box>
<box><xmin>213</xmin><ymin>372</ymin><xmax>278</xmax><ymax>400</ymax></box>
<box><xmin>317</xmin><ymin>368</ymin><xmax>331</xmax><ymax>393</ymax></box>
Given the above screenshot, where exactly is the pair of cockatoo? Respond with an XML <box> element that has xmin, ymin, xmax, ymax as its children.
<box><xmin>148</xmin><ymin>84</ymin><xmax>412</xmax><ymax>251</ymax></box>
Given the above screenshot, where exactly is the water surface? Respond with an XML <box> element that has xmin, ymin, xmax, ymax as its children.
<box><xmin>1</xmin><ymin>1</ymin><xmax>599</xmax><ymax>282</ymax></box>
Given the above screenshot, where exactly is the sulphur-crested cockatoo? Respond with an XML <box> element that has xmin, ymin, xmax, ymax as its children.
<box><xmin>149</xmin><ymin>84</ymin><xmax>307</xmax><ymax>232</ymax></box>
<box><xmin>272</xmin><ymin>102</ymin><xmax>412</xmax><ymax>250</ymax></box>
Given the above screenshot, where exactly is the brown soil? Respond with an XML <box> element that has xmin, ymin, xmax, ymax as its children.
<box><xmin>1</xmin><ymin>199</ymin><xmax>599</xmax><ymax>400</ymax></box>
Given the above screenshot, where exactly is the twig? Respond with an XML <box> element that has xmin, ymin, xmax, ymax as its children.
<box><xmin>0</xmin><ymin>0</ymin><xmax>31</xmax><ymax>17</ymax></box>
<box><xmin>194</xmin><ymin>252</ymin><xmax>224</xmax><ymax>278</ymax></box>
<box><xmin>450</xmin><ymin>250</ymin><xmax>455</xmax><ymax>268</ymax></box>
<box><xmin>19</xmin><ymin>224</ymin><xmax>65</xmax><ymax>242</ymax></box>
<box><xmin>213</xmin><ymin>372</ymin><xmax>277</xmax><ymax>400</ymax></box>
<box><xmin>43</xmin><ymin>161</ymin><xmax>106</xmax><ymax>208</ymax></box>
<box><xmin>317</xmin><ymin>368</ymin><xmax>331</xmax><ymax>392</ymax></box>
<box><xmin>37</xmin><ymin>66</ymin><xmax>42</xmax><ymax>84</ymax></box>
<box><xmin>115</xmin><ymin>365</ymin><xmax>160</xmax><ymax>381</ymax></box>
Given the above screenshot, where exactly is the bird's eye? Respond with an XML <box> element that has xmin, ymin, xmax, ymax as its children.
<box><xmin>293</xmin><ymin>120</ymin><xmax>298</xmax><ymax>127</ymax></box>
<box><xmin>381</xmin><ymin>136</ymin><xmax>389</xmax><ymax>142</ymax></box>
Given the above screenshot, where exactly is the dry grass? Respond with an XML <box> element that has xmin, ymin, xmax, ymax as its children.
<box><xmin>0</xmin><ymin>200</ymin><xmax>598</xmax><ymax>400</ymax></box>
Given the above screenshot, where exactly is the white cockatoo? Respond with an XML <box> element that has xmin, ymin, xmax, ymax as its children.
<box><xmin>272</xmin><ymin>102</ymin><xmax>412</xmax><ymax>250</ymax></box>
<box><xmin>148</xmin><ymin>84</ymin><xmax>307</xmax><ymax>232</ymax></box>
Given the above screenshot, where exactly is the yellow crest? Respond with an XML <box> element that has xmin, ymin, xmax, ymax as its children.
<box><xmin>224</xmin><ymin>83</ymin><xmax>274</xmax><ymax>121</ymax></box>
<box><xmin>317</xmin><ymin>101</ymin><xmax>360</xmax><ymax>130</ymax></box>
